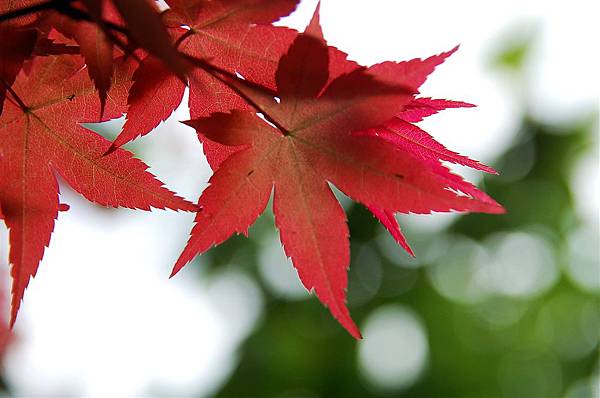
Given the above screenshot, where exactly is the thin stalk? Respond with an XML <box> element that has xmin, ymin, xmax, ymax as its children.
<box><xmin>2</xmin><ymin>81</ymin><xmax>29</xmax><ymax>111</ymax></box>
<box><xmin>184</xmin><ymin>55</ymin><xmax>288</xmax><ymax>134</ymax></box>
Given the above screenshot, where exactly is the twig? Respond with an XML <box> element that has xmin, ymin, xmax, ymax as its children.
<box><xmin>54</xmin><ymin>3</ymin><xmax>129</xmax><ymax>35</ymax></box>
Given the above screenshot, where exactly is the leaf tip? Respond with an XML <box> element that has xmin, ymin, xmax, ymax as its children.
<box><xmin>486</xmin><ymin>165</ymin><xmax>500</xmax><ymax>175</ymax></box>
<box><xmin>170</xmin><ymin>253</ymin><xmax>191</xmax><ymax>278</ymax></box>
<box><xmin>181</xmin><ymin>119</ymin><xmax>196</xmax><ymax>128</ymax></box>
<box><xmin>494</xmin><ymin>204</ymin><xmax>507</xmax><ymax>214</ymax></box>
<box><xmin>305</xmin><ymin>2</ymin><xmax>323</xmax><ymax>38</ymax></box>
<box><xmin>9</xmin><ymin>294</ymin><xmax>22</xmax><ymax>330</ymax></box>
<box><xmin>341</xmin><ymin>315</ymin><xmax>362</xmax><ymax>339</ymax></box>
<box><xmin>98</xmin><ymin>94</ymin><xmax>107</xmax><ymax>122</ymax></box>
<box><xmin>350</xmin><ymin>327</ymin><xmax>363</xmax><ymax>340</ymax></box>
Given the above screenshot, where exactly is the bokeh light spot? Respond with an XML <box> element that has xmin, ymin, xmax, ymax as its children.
<box><xmin>358</xmin><ymin>305</ymin><xmax>428</xmax><ymax>392</ymax></box>
<box><xmin>258</xmin><ymin>235</ymin><xmax>309</xmax><ymax>300</ymax></box>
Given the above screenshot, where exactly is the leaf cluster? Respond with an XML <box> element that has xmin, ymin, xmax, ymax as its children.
<box><xmin>0</xmin><ymin>0</ymin><xmax>502</xmax><ymax>337</ymax></box>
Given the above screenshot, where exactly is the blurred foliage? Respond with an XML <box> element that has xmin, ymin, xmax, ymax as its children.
<box><xmin>490</xmin><ymin>24</ymin><xmax>536</xmax><ymax>71</ymax></box>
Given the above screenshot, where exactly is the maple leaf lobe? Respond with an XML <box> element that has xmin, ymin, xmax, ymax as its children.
<box><xmin>0</xmin><ymin>55</ymin><xmax>196</xmax><ymax>325</ymax></box>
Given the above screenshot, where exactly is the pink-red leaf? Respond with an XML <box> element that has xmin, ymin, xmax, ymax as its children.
<box><xmin>177</xmin><ymin>31</ymin><xmax>503</xmax><ymax>337</ymax></box>
<box><xmin>274</xmin><ymin>158</ymin><xmax>360</xmax><ymax>338</ymax></box>
<box><xmin>398</xmin><ymin>97</ymin><xmax>476</xmax><ymax>122</ymax></box>
<box><xmin>359</xmin><ymin>117</ymin><xmax>498</xmax><ymax>174</ymax></box>
<box><xmin>0</xmin><ymin>55</ymin><xmax>196</xmax><ymax>325</ymax></box>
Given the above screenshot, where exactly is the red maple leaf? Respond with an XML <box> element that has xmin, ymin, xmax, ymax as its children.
<box><xmin>198</xmin><ymin>6</ymin><xmax>501</xmax><ymax>257</ymax></box>
<box><xmin>0</xmin><ymin>54</ymin><xmax>196</xmax><ymax>325</ymax></box>
<box><xmin>173</xmin><ymin>25</ymin><xmax>504</xmax><ymax>337</ymax></box>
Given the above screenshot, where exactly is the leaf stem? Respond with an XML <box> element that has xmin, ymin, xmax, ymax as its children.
<box><xmin>1</xmin><ymin>81</ymin><xmax>29</xmax><ymax>111</ymax></box>
<box><xmin>174</xmin><ymin>29</ymin><xmax>196</xmax><ymax>50</ymax></box>
<box><xmin>185</xmin><ymin>55</ymin><xmax>290</xmax><ymax>135</ymax></box>
<box><xmin>54</xmin><ymin>3</ymin><xmax>129</xmax><ymax>35</ymax></box>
